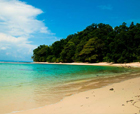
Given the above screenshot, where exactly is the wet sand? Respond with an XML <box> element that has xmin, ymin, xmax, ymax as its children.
<box><xmin>13</xmin><ymin>76</ymin><xmax>140</xmax><ymax>114</ymax></box>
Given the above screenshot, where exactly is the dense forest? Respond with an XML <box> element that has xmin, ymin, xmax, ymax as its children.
<box><xmin>32</xmin><ymin>22</ymin><xmax>140</xmax><ymax>63</ymax></box>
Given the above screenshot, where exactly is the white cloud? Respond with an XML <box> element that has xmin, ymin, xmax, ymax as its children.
<box><xmin>0</xmin><ymin>33</ymin><xmax>37</xmax><ymax>60</ymax></box>
<box><xmin>1</xmin><ymin>47</ymin><xmax>7</xmax><ymax>50</ymax></box>
<box><xmin>0</xmin><ymin>0</ymin><xmax>53</xmax><ymax>61</ymax></box>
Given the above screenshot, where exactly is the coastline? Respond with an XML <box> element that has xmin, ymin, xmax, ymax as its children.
<box><xmin>12</xmin><ymin>62</ymin><xmax>140</xmax><ymax>114</ymax></box>
<box><xmin>13</xmin><ymin>76</ymin><xmax>140</xmax><ymax>114</ymax></box>
<box><xmin>34</xmin><ymin>62</ymin><xmax>140</xmax><ymax>68</ymax></box>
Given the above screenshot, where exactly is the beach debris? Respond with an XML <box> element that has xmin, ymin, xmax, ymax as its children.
<box><xmin>126</xmin><ymin>100</ymin><xmax>134</xmax><ymax>103</ymax></box>
<box><xmin>122</xmin><ymin>104</ymin><xmax>125</xmax><ymax>106</ymax></box>
<box><xmin>86</xmin><ymin>97</ymin><xmax>89</xmax><ymax>99</ymax></box>
<box><xmin>135</xmin><ymin>95</ymin><xmax>140</xmax><ymax>97</ymax></box>
<box><xmin>110</xmin><ymin>88</ymin><xmax>114</xmax><ymax>91</ymax></box>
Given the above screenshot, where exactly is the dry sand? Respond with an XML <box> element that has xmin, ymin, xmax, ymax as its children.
<box><xmin>13</xmin><ymin>76</ymin><xmax>140</xmax><ymax>114</ymax></box>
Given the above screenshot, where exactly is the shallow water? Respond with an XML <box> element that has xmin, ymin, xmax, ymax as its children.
<box><xmin>0</xmin><ymin>63</ymin><xmax>139</xmax><ymax>114</ymax></box>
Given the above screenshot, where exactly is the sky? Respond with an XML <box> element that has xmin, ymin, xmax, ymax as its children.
<box><xmin>0</xmin><ymin>0</ymin><xmax>140</xmax><ymax>61</ymax></box>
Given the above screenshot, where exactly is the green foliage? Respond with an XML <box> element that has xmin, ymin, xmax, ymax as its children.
<box><xmin>32</xmin><ymin>45</ymin><xmax>51</xmax><ymax>62</ymax></box>
<box><xmin>32</xmin><ymin>22</ymin><xmax>140</xmax><ymax>63</ymax></box>
<box><xmin>60</xmin><ymin>42</ymin><xmax>76</xmax><ymax>62</ymax></box>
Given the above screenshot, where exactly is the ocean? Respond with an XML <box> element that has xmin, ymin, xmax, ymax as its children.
<box><xmin>0</xmin><ymin>62</ymin><xmax>138</xmax><ymax>114</ymax></box>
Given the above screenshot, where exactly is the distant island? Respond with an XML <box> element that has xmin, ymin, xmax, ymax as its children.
<box><xmin>32</xmin><ymin>22</ymin><xmax>140</xmax><ymax>63</ymax></box>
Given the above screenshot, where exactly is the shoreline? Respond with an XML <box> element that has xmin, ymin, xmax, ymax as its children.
<box><xmin>34</xmin><ymin>62</ymin><xmax>140</xmax><ymax>68</ymax></box>
<box><xmin>1</xmin><ymin>61</ymin><xmax>140</xmax><ymax>68</ymax></box>
<box><xmin>6</xmin><ymin>62</ymin><xmax>140</xmax><ymax>114</ymax></box>
<box><xmin>13</xmin><ymin>76</ymin><xmax>140</xmax><ymax>114</ymax></box>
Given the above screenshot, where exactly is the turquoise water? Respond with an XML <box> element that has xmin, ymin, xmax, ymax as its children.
<box><xmin>0</xmin><ymin>63</ymin><xmax>134</xmax><ymax>114</ymax></box>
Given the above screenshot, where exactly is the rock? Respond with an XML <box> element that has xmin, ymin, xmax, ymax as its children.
<box><xmin>110</xmin><ymin>88</ymin><xmax>114</xmax><ymax>91</ymax></box>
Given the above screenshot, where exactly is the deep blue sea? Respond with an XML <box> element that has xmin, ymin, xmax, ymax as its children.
<box><xmin>0</xmin><ymin>62</ymin><xmax>137</xmax><ymax>114</ymax></box>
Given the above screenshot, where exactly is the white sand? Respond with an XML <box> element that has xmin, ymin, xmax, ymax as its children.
<box><xmin>34</xmin><ymin>62</ymin><xmax>140</xmax><ymax>68</ymax></box>
<box><xmin>14</xmin><ymin>77</ymin><xmax>140</xmax><ymax>114</ymax></box>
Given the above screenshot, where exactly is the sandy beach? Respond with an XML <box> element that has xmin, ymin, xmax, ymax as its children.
<box><xmin>13</xmin><ymin>76</ymin><xmax>140</xmax><ymax>114</ymax></box>
<box><xmin>11</xmin><ymin>62</ymin><xmax>140</xmax><ymax>114</ymax></box>
<box><xmin>34</xmin><ymin>62</ymin><xmax>140</xmax><ymax>68</ymax></box>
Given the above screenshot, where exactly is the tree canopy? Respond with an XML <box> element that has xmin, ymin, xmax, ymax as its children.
<box><xmin>32</xmin><ymin>22</ymin><xmax>140</xmax><ymax>63</ymax></box>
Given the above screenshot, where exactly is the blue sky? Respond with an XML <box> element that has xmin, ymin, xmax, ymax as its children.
<box><xmin>0</xmin><ymin>0</ymin><xmax>140</xmax><ymax>61</ymax></box>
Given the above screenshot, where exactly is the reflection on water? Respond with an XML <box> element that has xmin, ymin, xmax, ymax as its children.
<box><xmin>0</xmin><ymin>63</ymin><xmax>139</xmax><ymax>114</ymax></box>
